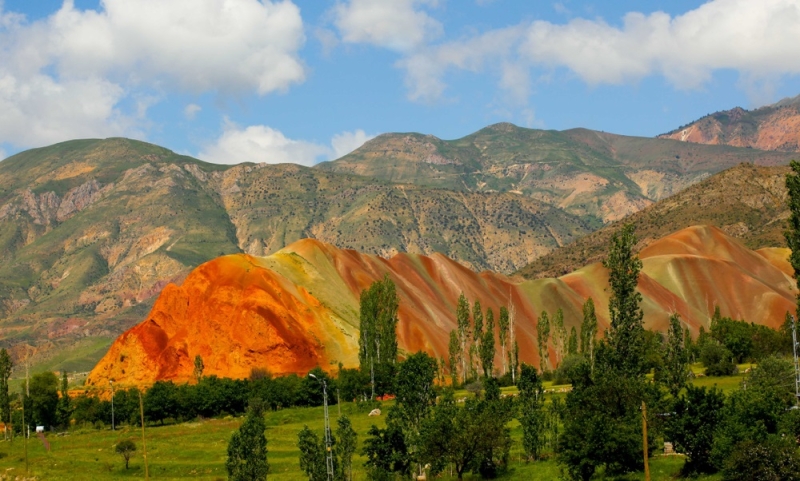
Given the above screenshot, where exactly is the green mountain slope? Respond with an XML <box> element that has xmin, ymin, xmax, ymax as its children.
<box><xmin>0</xmin><ymin>138</ymin><xmax>589</xmax><ymax>372</ymax></box>
<box><xmin>318</xmin><ymin>123</ymin><xmax>795</xmax><ymax>225</ymax></box>
<box><xmin>517</xmin><ymin>163</ymin><xmax>793</xmax><ymax>279</ymax></box>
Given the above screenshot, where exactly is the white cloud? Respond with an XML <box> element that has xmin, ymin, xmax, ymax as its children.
<box><xmin>0</xmin><ymin>0</ymin><xmax>307</xmax><ymax>149</ymax></box>
<box><xmin>521</xmin><ymin>0</ymin><xmax>800</xmax><ymax>89</ymax></box>
<box><xmin>395</xmin><ymin>0</ymin><xmax>800</xmax><ymax>102</ymax></box>
<box><xmin>184</xmin><ymin>103</ymin><xmax>202</xmax><ymax>120</ymax></box>
<box><xmin>333</xmin><ymin>0</ymin><xmax>442</xmax><ymax>52</ymax></box>
<box><xmin>331</xmin><ymin>129</ymin><xmax>375</xmax><ymax>158</ymax></box>
<box><xmin>199</xmin><ymin>122</ymin><xmax>374</xmax><ymax>166</ymax></box>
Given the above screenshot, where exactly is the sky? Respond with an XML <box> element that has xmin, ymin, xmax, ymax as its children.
<box><xmin>1</xmin><ymin>0</ymin><xmax>800</xmax><ymax>166</ymax></box>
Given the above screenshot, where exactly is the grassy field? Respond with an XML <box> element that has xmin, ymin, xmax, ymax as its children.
<box><xmin>0</xmin><ymin>374</ymin><xmax>740</xmax><ymax>481</ymax></box>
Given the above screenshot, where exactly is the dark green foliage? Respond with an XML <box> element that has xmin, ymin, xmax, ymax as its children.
<box><xmin>553</xmin><ymin>354</ymin><xmax>589</xmax><ymax>386</ymax></box>
<box><xmin>336</xmin><ymin>367</ymin><xmax>370</xmax><ymax>403</ymax></box>
<box><xmin>700</xmin><ymin>342</ymin><xmax>737</xmax><ymax>376</ymax></box>
<box><xmin>456</xmin><ymin>293</ymin><xmax>471</xmax><ymax>385</ymax></box>
<box><xmin>29</xmin><ymin>371</ymin><xmax>59</xmax><ymax>428</ymax></box>
<box><xmin>579</xmin><ymin>298</ymin><xmax>597</xmax><ymax>367</ymax></box>
<box><xmin>660</xmin><ymin>313</ymin><xmax>689</xmax><ymax>397</ymax></box>
<box><xmin>358</xmin><ymin>275</ymin><xmax>399</xmax><ymax>397</ymax></box>
<box><xmin>602</xmin><ymin>223</ymin><xmax>646</xmax><ymax>378</ymax></box>
<box><xmin>0</xmin><ymin>349</ymin><xmax>12</xmax><ymax>430</ymax></box>
<box><xmin>480</xmin><ymin>308</ymin><xmax>496</xmax><ymax>378</ymax></box>
<box><xmin>709</xmin><ymin>308</ymin><xmax>791</xmax><ymax>362</ymax></box>
<box><xmin>420</xmin><ymin>388</ymin><xmax>513</xmax><ymax>480</ymax></box>
<box><xmin>56</xmin><ymin>370</ymin><xmax>71</xmax><ymax>428</ymax></box>
<box><xmin>567</xmin><ymin>327</ymin><xmax>578</xmax><ymax>356</ymax></box>
<box><xmin>536</xmin><ymin>311</ymin><xmax>550</xmax><ymax>372</ymax></box>
<box><xmin>785</xmin><ymin>160</ymin><xmax>800</xmax><ymax>318</ymax></box>
<box><xmin>143</xmin><ymin>380</ymin><xmax>180</xmax><ymax>424</ymax></box>
<box><xmin>226</xmin><ymin>399</ymin><xmax>269</xmax><ymax>481</ymax></box>
<box><xmin>722</xmin><ymin>437</ymin><xmax>800</xmax><ymax>481</ymax></box>
<box><xmin>666</xmin><ymin>385</ymin><xmax>725</xmax><ymax>475</ymax></box>
<box><xmin>559</xmin><ymin>372</ymin><xmax>653</xmax><ymax>480</ymax></box>
<box><xmin>517</xmin><ymin>364</ymin><xmax>546</xmax><ymax>461</ymax></box>
<box><xmin>297</xmin><ymin>424</ymin><xmax>339</xmax><ymax>481</ymax></box>
<box><xmin>448</xmin><ymin>330</ymin><xmax>461</xmax><ymax>387</ymax></box>
<box><xmin>362</xmin><ymin>414</ymin><xmax>410</xmax><ymax>480</ymax></box>
<box><xmin>115</xmin><ymin>439</ymin><xmax>136</xmax><ymax>469</ymax></box>
<box><xmin>336</xmin><ymin>415</ymin><xmax>357</xmax><ymax>481</ymax></box>
<box><xmin>498</xmin><ymin>306</ymin><xmax>510</xmax><ymax>376</ymax></box>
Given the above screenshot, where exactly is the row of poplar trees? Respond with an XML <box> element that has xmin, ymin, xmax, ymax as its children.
<box><xmin>448</xmin><ymin>296</ymin><xmax>518</xmax><ymax>386</ymax></box>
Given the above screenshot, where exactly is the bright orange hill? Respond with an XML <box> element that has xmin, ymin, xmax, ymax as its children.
<box><xmin>86</xmin><ymin>225</ymin><xmax>796</xmax><ymax>387</ymax></box>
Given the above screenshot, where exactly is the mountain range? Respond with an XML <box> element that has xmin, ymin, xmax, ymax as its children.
<box><xmin>658</xmin><ymin>94</ymin><xmax>800</xmax><ymax>151</ymax></box>
<box><xmin>1</xmin><ymin>115</ymin><xmax>798</xmax><ymax>374</ymax></box>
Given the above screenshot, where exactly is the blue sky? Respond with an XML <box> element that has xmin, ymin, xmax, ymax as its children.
<box><xmin>1</xmin><ymin>0</ymin><xmax>799</xmax><ymax>165</ymax></box>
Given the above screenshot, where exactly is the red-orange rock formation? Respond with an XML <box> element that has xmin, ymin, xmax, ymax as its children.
<box><xmin>86</xmin><ymin>225</ymin><xmax>796</xmax><ymax>387</ymax></box>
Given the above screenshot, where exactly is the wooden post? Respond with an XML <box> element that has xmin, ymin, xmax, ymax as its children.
<box><xmin>642</xmin><ymin>400</ymin><xmax>650</xmax><ymax>481</ymax></box>
<box><xmin>22</xmin><ymin>395</ymin><xmax>27</xmax><ymax>474</ymax></box>
<box><xmin>139</xmin><ymin>390</ymin><xmax>149</xmax><ymax>480</ymax></box>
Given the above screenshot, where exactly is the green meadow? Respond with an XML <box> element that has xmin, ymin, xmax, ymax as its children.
<box><xmin>0</xmin><ymin>374</ymin><xmax>738</xmax><ymax>481</ymax></box>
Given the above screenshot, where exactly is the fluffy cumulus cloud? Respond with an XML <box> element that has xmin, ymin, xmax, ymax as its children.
<box><xmin>0</xmin><ymin>0</ymin><xmax>306</xmax><ymax>148</ymax></box>
<box><xmin>199</xmin><ymin>121</ymin><xmax>374</xmax><ymax>166</ymax></box>
<box><xmin>333</xmin><ymin>0</ymin><xmax>442</xmax><ymax>52</ymax></box>
<box><xmin>394</xmin><ymin>0</ymin><xmax>800</xmax><ymax>102</ymax></box>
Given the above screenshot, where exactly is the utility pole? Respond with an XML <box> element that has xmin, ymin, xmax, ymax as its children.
<box><xmin>109</xmin><ymin>380</ymin><xmax>115</xmax><ymax>431</ymax></box>
<box><xmin>793</xmin><ymin>316</ymin><xmax>800</xmax><ymax>406</ymax></box>
<box><xmin>22</xmin><ymin>393</ymin><xmax>27</xmax><ymax>475</ymax></box>
<box><xmin>139</xmin><ymin>390</ymin><xmax>149</xmax><ymax>480</ymax></box>
<box><xmin>310</xmin><ymin>373</ymin><xmax>334</xmax><ymax>481</ymax></box>
<box><xmin>642</xmin><ymin>401</ymin><xmax>650</xmax><ymax>481</ymax></box>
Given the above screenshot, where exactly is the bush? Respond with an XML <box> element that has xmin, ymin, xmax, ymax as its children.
<box><xmin>115</xmin><ymin>439</ymin><xmax>136</xmax><ymax>469</ymax></box>
<box><xmin>722</xmin><ymin>437</ymin><xmax>800</xmax><ymax>481</ymax></box>
<box><xmin>700</xmin><ymin>342</ymin><xmax>737</xmax><ymax>376</ymax></box>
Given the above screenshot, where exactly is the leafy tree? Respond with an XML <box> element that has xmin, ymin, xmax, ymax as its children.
<box><xmin>358</xmin><ymin>275</ymin><xmax>399</xmax><ymax>396</ymax></box>
<box><xmin>536</xmin><ymin>311</ymin><xmax>550</xmax><ymax>372</ymax></box>
<box><xmin>362</xmin><ymin>414</ymin><xmax>410</xmax><ymax>481</ymax></box>
<box><xmin>567</xmin><ymin>327</ymin><xmax>578</xmax><ymax>356</ymax></box>
<box><xmin>722</xmin><ymin>437</ymin><xmax>800</xmax><ymax>481</ymax></box>
<box><xmin>602</xmin><ymin>223</ymin><xmax>646</xmax><ymax>377</ymax></box>
<box><xmin>517</xmin><ymin>364</ymin><xmax>546</xmax><ymax>461</ymax></box>
<box><xmin>660</xmin><ymin>313</ymin><xmax>689</xmax><ymax>397</ymax></box>
<box><xmin>143</xmin><ymin>380</ymin><xmax>180</xmax><ymax>424</ymax></box>
<box><xmin>193</xmin><ymin>355</ymin><xmax>204</xmax><ymax>383</ymax></box>
<box><xmin>480</xmin><ymin>308</ymin><xmax>496</xmax><ymax>378</ymax></box>
<box><xmin>298</xmin><ymin>367</ymin><xmax>337</xmax><ymax>408</ymax></box>
<box><xmin>336</xmin><ymin>367</ymin><xmax>369</xmax><ymax>404</ymax></box>
<box><xmin>552</xmin><ymin>309</ymin><xmax>567</xmax><ymax>367</ymax></box>
<box><xmin>579</xmin><ymin>298</ymin><xmax>597</xmax><ymax>367</ymax></box>
<box><xmin>498</xmin><ymin>306</ymin><xmax>510</xmax><ymax>376</ymax></box>
<box><xmin>785</xmin><ymin>160</ymin><xmax>800</xmax><ymax>319</ymax></box>
<box><xmin>29</xmin><ymin>371</ymin><xmax>59</xmax><ymax>428</ymax></box>
<box><xmin>115</xmin><ymin>439</ymin><xmax>137</xmax><ymax>469</ymax></box>
<box><xmin>0</xmin><ymin>349</ymin><xmax>12</xmax><ymax>438</ymax></box>
<box><xmin>394</xmin><ymin>352</ymin><xmax>438</xmax><ymax>476</ymax></box>
<box><xmin>297</xmin><ymin>425</ymin><xmax>328</xmax><ymax>481</ymax></box>
<box><xmin>56</xmin><ymin>370</ymin><xmax>71</xmax><ymax>428</ymax></box>
<box><xmin>336</xmin><ymin>415</ymin><xmax>357</xmax><ymax>481</ymax></box>
<box><xmin>226</xmin><ymin>399</ymin><xmax>269</xmax><ymax>481</ymax></box>
<box><xmin>666</xmin><ymin>385</ymin><xmax>725</xmax><ymax>475</ymax></box>
<box><xmin>472</xmin><ymin>300</ymin><xmax>484</xmax><ymax>376</ymax></box>
<box><xmin>456</xmin><ymin>293</ymin><xmax>471</xmax><ymax>385</ymax></box>
<box><xmin>700</xmin><ymin>342</ymin><xmax>737</xmax><ymax>376</ymax></box>
<box><xmin>448</xmin><ymin>330</ymin><xmax>461</xmax><ymax>387</ymax></box>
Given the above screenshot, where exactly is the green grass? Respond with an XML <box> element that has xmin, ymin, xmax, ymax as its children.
<box><xmin>0</xmin><ymin>373</ymin><xmax>742</xmax><ymax>481</ymax></box>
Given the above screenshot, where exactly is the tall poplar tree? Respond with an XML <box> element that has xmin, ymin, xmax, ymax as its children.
<box><xmin>602</xmin><ymin>223</ymin><xmax>646</xmax><ymax>377</ymax></box>
<box><xmin>579</xmin><ymin>298</ymin><xmax>598</xmax><ymax>368</ymax></box>
<box><xmin>448</xmin><ymin>330</ymin><xmax>461</xmax><ymax>387</ymax></box>
<box><xmin>0</xmin><ymin>349</ymin><xmax>11</xmax><ymax>440</ymax></box>
<box><xmin>662</xmin><ymin>312</ymin><xmax>689</xmax><ymax>397</ymax></box>
<box><xmin>472</xmin><ymin>300</ymin><xmax>483</xmax><ymax>376</ymax></box>
<box><xmin>456</xmin><ymin>294</ymin><xmax>471</xmax><ymax>384</ymax></box>
<box><xmin>498</xmin><ymin>306</ymin><xmax>510</xmax><ymax>375</ymax></box>
<box><xmin>358</xmin><ymin>275</ymin><xmax>399</xmax><ymax>396</ymax></box>
<box><xmin>536</xmin><ymin>311</ymin><xmax>551</xmax><ymax>372</ymax></box>
<box><xmin>552</xmin><ymin>309</ymin><xmax>566</xmax><ymax>367</ymax></box>
<box><xmin>480</xmin><ymin>308</ymin><xmax>496</xmax><ymax>378</ymax></box>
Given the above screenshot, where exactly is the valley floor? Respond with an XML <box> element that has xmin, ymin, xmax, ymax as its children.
<box><xmin>0</xmin><ymin>373</ymin><xmax>744</xmax><ymax>480</ymax></box>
